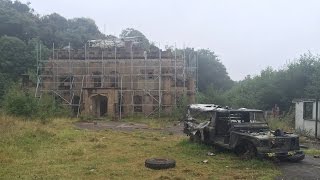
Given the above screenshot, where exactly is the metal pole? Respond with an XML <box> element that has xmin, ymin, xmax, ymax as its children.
<box><xmin>52</xmin><ymin>42</ymin><xmax>55</xmax><ymax>60</ymax></box>
<box><xmin>102</xmin><ymin>49</ymin><xmax>104</xmax><ymax>60</ymax></box>
<box><xmin>85</xmin><ymin>43</ymin><xmax>88</xmax><ymax>87</ymax></box>
<box><xmin>183</xmin><ymin>44</ymin><xmax>186</xmax><ymax>94</ymax></box>
<box><xmin>174</xmin><ymin>43</ymin><xmax>177</xmax><ymax>105</ymax></box>
<box><xmin>120</xmin><ymin>76</ymin><xmax>123</xmax><ymax>120</ymax></box>
<box><xmin>102</xmin><ymin>48</ymin><xmax>104</xmax><ymax>87</ymax></box>
<box><xmin>68</xmin><ymin>42</ymin><xmax>71</xmax><ymax>60</ymax></box>
<box><xmin>144</xmin><ymin>51</ymin><xmax>147</xmax><ymax>89</ymax></box>
<box><xmin>40</xmin><ymin>43</ymin><xmax>42</xmax><ymax>61</ymax></box>
<box><xmin>196</xmin><ymin>51</ymin><xmax>199</xmax><ymax>93</ymax></box>
<box><xmin>85</xmin><ymin>43</ymin><xmax>87</xmax><ymax>60</ymax></box>
<box><xmin>35</xmin><ymin>43</ymin><xmax>39</xmax><ymax>98</ymax></box>
<box><xmin>316</xmin><ymin>98</ymin><xmax>319</xmax><ymax>138</ymax></box>
<box><xmin>131</xmin><ymin>43</ymin><xmax>134</xmax><ymax>115</ymax></box>
<box><xmin>131</xmin><ymin>42</ymin><xmax>133</xmax><ymax>89</ymax></box>
<box><xmin>39</xmin><ymin>43</ymin><xmax>42</xmax><ymax>96</ymax></box>
<box><xmin>68</xmin><ymin>42</ymin><xmax>72</xmax><ymax>104</ymax></box>
<box><xmin>36</xmin><ymin>42</ymin><xmax>39</xmax><ymax>75</ymax></box>
<box><xmin>159</xmin><ymin>43</ymin><xmax>161</xmax><ymax>118</ymax></box>
<box><xmin>114</xmin><ymin>44</ymin><xmax>117</xmax><ymax>118</ymax></box>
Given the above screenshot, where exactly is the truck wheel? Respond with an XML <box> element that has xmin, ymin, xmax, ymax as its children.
<box><xmin>145</xmin><ymin>158</ymin><xmax>176</xmax><ymax>170</ymax></box>
<box><xmin>287</xmin><ymin>153</ymin><xmax>305</xmax><ymax>162</ymax></box>
<box><xmin>190</xmin><ymin>132</ymin><xmax>201</xmax><ymax>143</ymax></box>
<box><xmin>235</xmin><ymin>142</ymin><xmax>257</xmax><ymax>159</ymax></box>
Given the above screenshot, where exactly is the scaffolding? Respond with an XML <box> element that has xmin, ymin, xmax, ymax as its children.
<box><xmin>35</xmin><ymin>41</ymin><xmax>197</xmax><ymax>119</ymax></box>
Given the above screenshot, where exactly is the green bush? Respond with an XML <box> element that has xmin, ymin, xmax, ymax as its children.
<box><xmin>2</xmin><ymin>86</ymin><xmax>70</xmax><ymax>120</ymax></box>
<box><xmin>3</xmin><ymin>88</ymin><xmax>38</xmax><ymax>118</ymax></box>
<box><xmin>171</xmin><ymin>95</ymin><xmax>189</xmax><ymax>121</ymax></box>
<box><xmin>36</xmin><ymin>94</ymin><xmax>71</xmax><ymax>122</ymax></box>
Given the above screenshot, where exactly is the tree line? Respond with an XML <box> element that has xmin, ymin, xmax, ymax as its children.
<box><xmin>2</xmin><ymin>0</ymin><xmax>319</xmax><ymax>116</ymax></box>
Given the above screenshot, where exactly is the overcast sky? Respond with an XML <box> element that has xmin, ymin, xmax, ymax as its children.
<box><xmin>20</xmin><ymin>0</ymin><xmax>320</xmax><ymax>80</ymax></box>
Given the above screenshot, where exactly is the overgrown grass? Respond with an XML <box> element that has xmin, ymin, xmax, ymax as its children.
<box><xmin>0</xmin><ymin>115</ymin><xmax>280</xmax><ymax>179</ymax></box>
<box><xmin>304</xmin><ymin>149</ymin><xmax>320</xmax><ymax>156</ymax></box>
<box><xmin>267</xmin><ymin>118</ymin><xmax>294</xmax><ymax>132</ymax></box>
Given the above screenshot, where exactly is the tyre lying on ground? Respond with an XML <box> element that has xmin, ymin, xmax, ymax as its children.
<box><xmin>145</xmin><ymin>158</ymin><xmax>176</xmax><ymax>170</ymax></box>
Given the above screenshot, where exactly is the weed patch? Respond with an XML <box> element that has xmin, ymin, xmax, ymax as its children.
<box><xmin>304</xmin><ymin>149</ymin><xmax>320</xmax><ymax>156</ymax></box>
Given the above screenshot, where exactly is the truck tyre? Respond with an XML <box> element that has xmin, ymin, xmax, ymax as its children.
<box><xmin>287</xmin><ymin>153</ymin><xmax>305</xmax><ymax>162</ymax></box>
<box><xmin>235</xmin><ymin>142</ymin><xmax>257</xmax><ymax>159</ymax></box>
<box><xmin>145</xmin><ymin>158</ymin><xmax>176</xmax><ymax>170</ymax></box>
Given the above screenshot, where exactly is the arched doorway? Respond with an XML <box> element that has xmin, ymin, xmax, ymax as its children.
<box><xmin>99</xmin><ymin>95</ymin><xmax>108</xmax><ymax>117</ymax></box>
<box><xmin>92</xmin><ymin>94</ymin><xmax>108</xmax><ymax>117</ymax></box>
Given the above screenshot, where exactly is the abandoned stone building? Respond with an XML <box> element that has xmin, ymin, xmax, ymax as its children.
<box><xmin>35</xmin><ymin>38</ymin><xmax>197</xmax><ymax>118</ymax></box>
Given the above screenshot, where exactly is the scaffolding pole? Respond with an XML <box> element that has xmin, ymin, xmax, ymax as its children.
<box><xmin>35</xmin><ymin>42</ymin><xmax>39</xmax><ymax>98</ymax></box>
<box><xmin>183</xmin><ymin>44</ymin><xmax>186</xmax><ymax>94</ymax></box>
<box><xmin>174</xmin><ymin>43</ymin><xmax>177</xmax><ymax>105</ymax></box>
<box><xmin>196</xmin><ymin>51</ymin><xmax>199</xmax><ymax>94</ymax></box>
<box><xmin>52</xmin><ymin>42</ymin><xmax>55</xmax><ymax>60</ymax></box>
<box><xmin>131</xmin><ymin>43</ymin><xmax>134</xmax><ymax>116</ymax></box>
<box><xmin>77</xmin><ymin>75</ymin><xmax>85</xmax><ymax>118</ymax></box>
<box><xmin>120</xmin><ymin>76</ymin><xmax>123</xmax><ymax>120</ymax></box>
<box><xmin>159</xmin><ymin>44</ymin><xmax>162</xmax><ymax>118</ymax></box>
<box><xmin>114</xmin><ymin>44</ymin><xmax>117</xmax><ymax>119</ymax></box>
<box><xmin>37</xmin><ymin>42</ymin><xmax>197</xmax><ymax>118</ymax></box>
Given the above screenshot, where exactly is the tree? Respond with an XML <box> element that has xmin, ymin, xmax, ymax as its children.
<box><xmin>197</xmin><ymin>49</ymin><xmax>233</xmax><ymax>92</ymax></box>
<box><xmin>0</xmin><ymin>36</ymin><xmax>30</xmax><ymax>78</ymax></box>
<box><xmin>0</xmin><ymin>0</ymin><xmax>39</xmax><ymax>41</ymax></box>
<box><xmin>65</xmin><ymin>17</ymin><xmax>104</xmax><ymax>48</ymax></box>
<box><xmin>225</xmin><ymin>53</ymin><xmax>320</xmax><ymax>111</ymax></box>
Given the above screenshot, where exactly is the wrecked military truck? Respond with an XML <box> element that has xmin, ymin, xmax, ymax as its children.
<box><xmin>183</xmin><ymin>104</ymin><xmax>305</xmax><ymax>161</ymax></box>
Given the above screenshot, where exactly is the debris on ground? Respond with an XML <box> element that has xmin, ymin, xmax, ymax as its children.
<box><xmin>314</xmin><ymin>155</ymin><xmax>320</xmax><ymax>158</ymax></box>
<box><xmin>299</xmin><ymin>145</ymin><xmax>309</xmax><ymax>149</ymax></box>
<box><xmin>207</xmin><ymin>152</ymin><xmax>216</xmax><ymax>156</ymax></box>
<box><xmin>202</xmin><ymin>159</ymin><xmax>208</xmax><ymax>163</ymax></box>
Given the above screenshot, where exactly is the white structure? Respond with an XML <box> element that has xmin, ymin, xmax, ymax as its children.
<box><xmin>293</xmin><ymin>99</ymin><xmax>320</xmax><ymax>138</ymax></box>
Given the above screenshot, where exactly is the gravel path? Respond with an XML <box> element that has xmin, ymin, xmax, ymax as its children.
<box><xmin>276</xmin><ymin>155</ymin><xmax>320</xmax><ymax>180</ymax></box>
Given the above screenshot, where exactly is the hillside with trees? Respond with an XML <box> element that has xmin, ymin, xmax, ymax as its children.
<box><xmin>0</xmin><ymin>0</ymin><xmax>233</xmax><ymax>103</ymax></box>
<box><xmin>2</xmin><ymin>0</ymin><xmax>320</xmax><ymax>117</ymax></box>
<box><xmin>224</xmin><ymin>53</ymin><xmax>320</xmax><ymax>112</ymax></box>
<box><xmin>0</xmin><ymin>0</ymin><xmax>104</xmax><ymax>47</ymax></box>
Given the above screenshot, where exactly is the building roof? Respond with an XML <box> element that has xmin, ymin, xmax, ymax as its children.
<box><xmin>292</xmin><ymin>98</ymin><xmax>317</xmax><ymax>103</ymax></box>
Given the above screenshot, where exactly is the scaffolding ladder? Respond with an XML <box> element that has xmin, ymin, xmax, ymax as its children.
<box><xmin>77</xmin><ymin>75</ymin><xmax>85</xmax><ymax>118</ymax></box>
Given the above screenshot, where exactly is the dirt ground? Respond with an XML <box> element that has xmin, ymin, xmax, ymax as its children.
<box><xmin>276</xmin><ymin>155</ymin><xmax>320</xmax><ymax>180</ymax></box>
<box><xmin>74</xmin><ymin>121</ymin><xmax>184</xmax><ymax>135</ymax></box>
<box><xmin>74</xmin><ymin>121</ymin><xmax>320</xmax><ymax>180</ymax></box>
